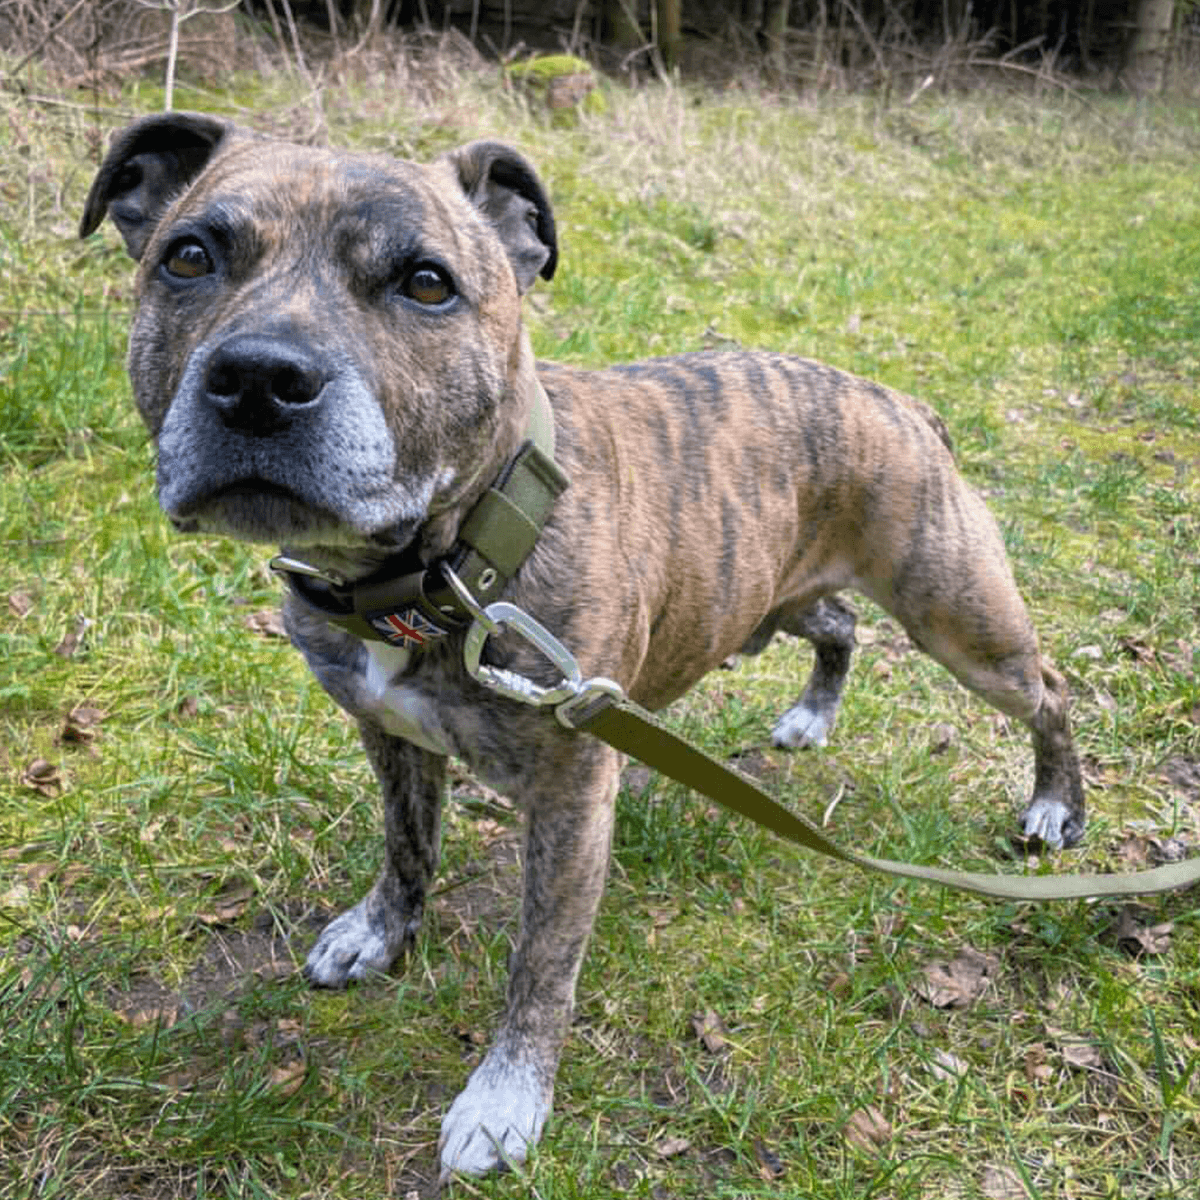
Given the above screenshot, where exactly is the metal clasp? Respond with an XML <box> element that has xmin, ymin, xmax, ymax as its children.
<box><xmin>269</xmin><ymin>555</ymin><xmax>349</xmax><ymax>589</ymax></box>
<box><xmin>445</xmin><ymin>564</ymin><xmax>625</xmax><ymax>721</ymax></box>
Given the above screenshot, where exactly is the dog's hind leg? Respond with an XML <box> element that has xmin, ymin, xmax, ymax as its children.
<box><xmin>304</xmin><ymin>724</ymin><xmax>444</xmax><ymax>986</ymax></box>
<box><xmin>760</xmin><ymin>596</ymin><xmax>858</xmax><ymax>750</ymax></box>
<box><xmin>874</xmin><ymin>563</ymin><xmax>1085</xmax><ymax>849</ymax></box>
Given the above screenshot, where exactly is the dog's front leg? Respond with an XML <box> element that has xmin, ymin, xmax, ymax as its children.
<box><xmin>439</xmin><ymin>739</ymin><xmax>620</xmax><ymax>1178</ymax></box>
<box><xmin>304</xmin><ymin>722</ymin><xmax>444</xmax><ymax>986</ymax></box>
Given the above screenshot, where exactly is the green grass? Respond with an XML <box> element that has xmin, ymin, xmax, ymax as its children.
<box><xmin>2</xmin><ymin>41</ymin><xmax>1200</xmax><ymax>1200</ymax></box>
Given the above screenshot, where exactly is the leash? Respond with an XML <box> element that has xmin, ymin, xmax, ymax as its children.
<box><xmin>450</xmin><ymin>577</ymin><xmax>1200</xmax><ymax>902</ymax></box>
<box><xmin>276</xmin><ymin>387</ymin><xmax>1200</xmax><ymax>902</ymax></box>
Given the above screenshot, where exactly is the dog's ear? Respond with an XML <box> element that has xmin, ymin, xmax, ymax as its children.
<box><xmin>80</xmin><ymin>112</ymin><xmax>234</xmax><ymax>260</ymax></box>
<box><xmin>441</xmin><ymin>141</ymin><xmax>557</xmax><ymax>290</ymax></box>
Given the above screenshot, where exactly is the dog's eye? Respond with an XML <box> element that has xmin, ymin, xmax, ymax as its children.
<box><xmin>404</xmin><ymin>264</ymin><xmax>454</xmax><ymax>307</ymax></box>
<box><xmin>163</xmin><ymin>238</ymin><xmax>213</xmax><ymax>280</ymax></box>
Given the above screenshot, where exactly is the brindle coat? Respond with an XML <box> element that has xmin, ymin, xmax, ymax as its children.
<box><xmin>82</xmin><ymin>114</ymin><xmax>1084</xmax><ymax>1178</ymax></box>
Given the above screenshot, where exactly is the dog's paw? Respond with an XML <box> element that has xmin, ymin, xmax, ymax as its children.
<box><xmin>771</xmin><ymin>700</ymin><xmax>836</xmax><ymax>750</ymax></box>
<box><xmin>439</xmin><ymin>1050</ymin><xmax>551</xmax><ymax>1179</ymax></box>
<box><xmin>1020</xmin><ymin>797</ymin><xmax>1084</xmax><ymax>850</ymax></box>
<box><xmin>302</xmin><ymin>900</ymin><xmax>413</xmax><ymax>988</ymax></box>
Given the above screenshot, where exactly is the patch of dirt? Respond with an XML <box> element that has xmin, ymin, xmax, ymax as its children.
<box><xmin>430</xmin><ymin>827</ymin><xmax>523</xmax><ymax>949</ymax></box>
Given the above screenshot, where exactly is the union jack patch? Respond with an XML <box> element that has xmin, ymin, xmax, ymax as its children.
<box><xmin>369</xmin><ymin>608</ymin><xmax>446</xmax><ymax>649</ymax></box>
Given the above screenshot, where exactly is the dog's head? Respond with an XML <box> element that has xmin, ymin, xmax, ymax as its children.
<box><xmin>81</xmin><ymin>114</ymin><xmax>557</xmax><ymax>568</ymax></box>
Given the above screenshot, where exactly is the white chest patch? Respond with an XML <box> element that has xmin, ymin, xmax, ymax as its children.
<box><xmin>360</xmin><ymin>640</ymin><xmax>454</xmax><ymax>756</ymax></box>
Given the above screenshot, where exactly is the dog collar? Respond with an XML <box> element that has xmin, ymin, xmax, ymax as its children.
<box><xmin>270</xmin><ymin>380</ymin><xmax>568</xmax><ymax>649</ymax></box>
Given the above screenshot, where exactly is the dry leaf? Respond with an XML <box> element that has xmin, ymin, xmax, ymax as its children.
<box><xmin>1047</xmin><ymin>1026</ymin><xmax>1104</xmax><ymax>1071</ymax></box>
<box><xmin>196</xmin><ymin>882</ymin><xmax>255</xmax><ymax>927</ymax></box>
<box><xmin>691</xmin><ymin>1009</ymin><xmax>728</xmax><ymax>1054</ymax></box>
<box><xmin>121</xmin><ymin>1004</ymin><xmax>181</xmax><ymax>1029</ymax></box>
<box><xmin>844</xmin><ymin>1105</ymin><xmax>891</xmax><ymax>1155</ymax></box>
<box><xmin>245</xmin><ymin>608</ymin><xmax>288</xmax><ymax>639</ymax></box>
<box><xmin>1159</xmin><ymin>755</ymin><xmax>1200</xmax><ymax>796</ymax></box>
<box><xmin>1114</xmin><ymin>905</ymin><xmax>1173</xmax><ymax>957</ymax></box>
<box><xmin>928</xmin><ymin>1049</ymin><xmax>968</xmax><ymax>1082</ymax></box>
<box><xmin>20</xmin><ymin>759</ymin><xmax>63</xmax><ymax>797</ymax></box>
<box><xmin>916</xmin><ymin>947</ymin><xmax>998</xmax><ymax>1009</ymax></box>
<box><xmin>753</xmin><ymin>1138</ymin><xmax>785</xmax><ymax>1179</ymax></box>
<box><xmin>60</xmin><ymin>705</ymin><xmax>106</xmax><ymax>745</ymax></box>
<box><xmin>981</xmin><ymin>1163</ymin><xmax>1026</xmax><ymax>1200</ymax></box>
<box><xmin>54</xmin><ymin>616</ymin><xmax>91</xmax><ymax>658</ymax></box>
<box><xmin>1024</xmin><ymin>1045</ymin><xmax>1053</xmax><ymax>1083</ymax></box>
<box><xmin>1117</xmin><ymin>636</ymin><xmax>1156</xmax><ymax>667</ymax></box>
<box><xmin>654</xmin><ymin>1134</ymin><xmax>691</xmax><ymax>1159</ymax></box>
<box><xmin>269</xmin><ymin>1060</ymin><xmax>306</xmax><ymax>1097</ymax></box>
<box><xmin>928</xmin><ymin>722</ymin><xmax>956</xmax><ymax>756</ymax></box>
<box><xmin>8</xmin><ymin>591</ymin><xmax>32</xmax><ymax>619</ymax></box>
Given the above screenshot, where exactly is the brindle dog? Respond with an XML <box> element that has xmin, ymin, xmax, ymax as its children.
<box><xmin>82</xmin><ymin>114</ymin><xmax>1084</xmax><ymax>1178</ymax></box>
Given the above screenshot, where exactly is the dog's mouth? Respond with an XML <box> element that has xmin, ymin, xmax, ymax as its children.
<box><xmin>164</xmin><ymin>479</ymin><xmax>420</xmax><ymax>554</ymax></box>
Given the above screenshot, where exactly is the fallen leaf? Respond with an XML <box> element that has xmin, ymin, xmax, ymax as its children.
<box><xmin>1159</xmin><ymin>756</ymin><xmax>1200</xmax><ymax>796</ymax></box>
<box><xmin>691</xmin><ymin>1009</ymin><xmax>728</xmax><ymax>1054</ymax></box>
<box><xmin>1115</xmin><ymin>833</ymin><xmax>1151</xmax><ymax>869</ymax></box>
<box><xmin>654</xmin><ymin>1134</ymin><xmax>691</xmax><ymax>1159</ymax></box>
<box><xmin>753</xmin><ymin>1138</ymin><xmax>785</xmax><ymax>1179</ymax></box>
<box><xmin>196</xmin><ymin>881</ymin><xmax>255</xmax><ymax>927</ymax></box>
<box><xmin>1117</xmin><ymin>636</ymin><xmax>1156</xmax><ymax>667</ymax></box>
<box><xmin>268</xmin><ymin>1060</ymin><xmax>306</xmax><ymax>1097</ymax></box>
<box><xmin>844</xmin><ymin>1105</ymin><xmax>891</xmax><ymax>1155</ymax></box>
<box><xmin>8</xmin><ymin>591</ymin><xmax>32</xmax><ymax>618</ymax></box>
<box><xmin>20</xmin><ymin>759</ymin><xmax>63</xmax><ymax>797</ymax></box>
<box><xmin>916</xmin><ymin>947</ymin><xmax>998</xmax><ymax>1009</ymax></box>
<box><xmin>54</xmin><ymin>616</ymin><xmax>91</xmax><ymax>658</ymax></box>
<box><xmin>121</xmin><ymin>1004</ymin><xmax>181</xmax><ymax>1029</ymax></box>
<box><xmin>1047</xmin><ymin>1026</ymin><xmax>1104</xmax><ymax>1071</ymax></box>
<box><xmin>928</xmin><ymin>1049</ymin><xmax>968</xmax><ymax>1082</ymax></box>
<box><xmin>60</xmin><ymin>705</ymin><xmax>106</xmax><ymax>745</ymax></box>
<box><xmin>928</xmin><ymin>722</ymin><xmax>956</xmax><ymax>756</ymax></box>
<box><xmin>1114</xmin><ymin>905</ymin><xmax>1173</xmax><ymax>957</ymax></box>
<box><xmin>981</xmin><ymin>1163</ymin><xmax>1026</xmax><ymax>1200</ymax></box>
<box><xmin>245</xmin><ymin>608</ymin><xmax>288</xmax><ymax>639</ymax></box>
<box><xmin>1024</xmin><ymin>1045</ymin><xmax>1053</xmax><ymax>1083</ymax></box>
<box><xmin>1150</xmin><ymin>836</ymin><xmax>1189</xmax><ymax>864</ymax></box>
<box><xmin>20</xmin><ymin>862</ymin><xmax>56</xmax><ymax>890</ymax></box>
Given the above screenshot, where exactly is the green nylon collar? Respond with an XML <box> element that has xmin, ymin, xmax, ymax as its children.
<box><xmin>272</xmin><ymin>379</ymin><xmax>567</xmax><ymax>648</ymax></box>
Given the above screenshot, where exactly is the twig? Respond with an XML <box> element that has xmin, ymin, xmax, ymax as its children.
<box><xmin>8</xmin><ymin>0</ymin><xmax>92</xmax><ymax>79</ymax></box>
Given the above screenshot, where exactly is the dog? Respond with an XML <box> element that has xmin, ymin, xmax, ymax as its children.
<box><xmin>81</xmin><ymin>113</ymin><xmax>1084</xmax><ymax>1178</ymax></box>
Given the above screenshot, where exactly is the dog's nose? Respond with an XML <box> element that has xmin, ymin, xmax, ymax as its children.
<box><xmin>203</xmin><ymin>333</ymin><xmax>327</xmax><ymax>433</ymax></box>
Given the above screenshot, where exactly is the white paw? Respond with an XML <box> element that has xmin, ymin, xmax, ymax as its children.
<box><xmin>302</xmin><ymin>900</ymin><xmax>410</xmax><ymax>988</ymax></box>
<box><xmin>771</xmin><ymin>701</ymin><xmax>835</xmax><ymax>749</ymax></box>
<box><xmin>1021</xmin><ymin>798</ymin><xmax>1071</xmax><ymax>849</ymax></box>
<box><xmin>439</xmin><ymin>1050</ymin><xmax>551</xmax><ymax>1178</ymax></box>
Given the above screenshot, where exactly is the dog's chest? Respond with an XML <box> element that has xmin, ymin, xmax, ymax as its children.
<box><xmin>358</xmin><ymin>641</ymin><xmax>456</xmax><ymax>756</ymax></box>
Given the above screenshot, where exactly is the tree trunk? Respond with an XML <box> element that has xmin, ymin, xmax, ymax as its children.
<box><xmin>763</xmin><ymin>0</ymin><xmax>790</xmax><ymax>82</ymax></box>
<box><xmin>656</xmin><ymin>0</ymin><xmax>681</xmax><ymax>68</ymax></box>
<box><xmin>1124</xmin><ymin>0</ymin><xmax>1175</xmax><ymax>94</ymax></box>
<box><xmin>603</xmin><ymin>0</ymin><xmax>643</xmax><ymax>48</ymax></box>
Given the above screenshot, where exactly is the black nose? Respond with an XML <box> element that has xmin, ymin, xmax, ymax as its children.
<box><xmin>203</xmin><ymin>333</ymin><xmax>327</xmax><ymax>433</ymax></box>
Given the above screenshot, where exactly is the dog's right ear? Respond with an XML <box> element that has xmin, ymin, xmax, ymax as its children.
<box><xmin>79</xmin><ymin>112</ymin><xmax>234</xmax><ymax>260</ymax></box>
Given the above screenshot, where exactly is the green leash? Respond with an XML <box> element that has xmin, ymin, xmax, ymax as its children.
<box><xmin>456</xmin><ymin>588</ymin><xmax>1200</xmax><ymax>903</ymax></box>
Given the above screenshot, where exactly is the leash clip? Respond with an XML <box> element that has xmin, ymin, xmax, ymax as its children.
<box><xmin>269</xmin><ymin>555</ymin><xmax>349</xmax><ymax>589</ymax></box>
<box><xmin>448</xmin><ymin>564</ymin><xmax>624</xmax><ymax>719</ymax></box>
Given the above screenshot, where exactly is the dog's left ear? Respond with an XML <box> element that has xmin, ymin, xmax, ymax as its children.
<box><xmin>441</xmin><ymin>141</ymin><xmax>557</xmax><ymax>291</ymax></box>
<box><xmin>80</xmin><ymin>112</ymin><xmax>236</xmax><ymax>260</ymax></box>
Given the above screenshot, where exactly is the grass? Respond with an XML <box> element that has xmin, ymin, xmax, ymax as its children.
<box><xmin>2</xmin><ymin>38</ymin><xmax>1200</xmax><ymax>1200</ymax></box>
